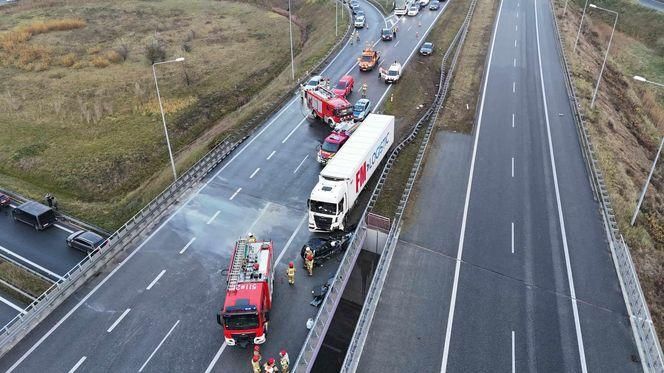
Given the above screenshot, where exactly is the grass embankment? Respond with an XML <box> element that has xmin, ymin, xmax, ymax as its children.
<box><xmin>372</xmin><ymin>0</ymin><xmax>497</xmax><ymax>218</ymax></box>
<box><xmin>0</xmin><ymin>260</ymin><xmax>51</xmax><ymax>304</ymax></box>
<box><xmin>553</xmin><ymin>0</ymin><xmax>664</xmax><ymax>338</ymax></box>
<box><xmin>0</xmin><ymin>0</ymin><xmax>341</xmax><ymax>230</ymax></box>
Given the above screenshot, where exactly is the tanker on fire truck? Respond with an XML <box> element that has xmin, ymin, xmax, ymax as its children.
<box><xmin>216</xmin><ymin>236</ymin><xmax>274</xmax><ymax>347</ymax></box>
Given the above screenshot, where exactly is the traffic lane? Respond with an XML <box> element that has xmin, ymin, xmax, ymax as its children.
<box><xmin>0</xmin><ymin>209</ymin><xmax>85</xmax><ymax>277</ymax></box>
<box><xmin>357</xmin><ymin>240</ymin><xmax>455</xmax><ymax>373</ymax></box>
<box><xmin>401</xmin><ymin>132</ymin><xmax>473</xmax><ymax>255</ymax></box>
<box><xmin>0</xmin><ymin>297</ymin><xmax>21</xmax><ymax>327</ymax></box>
<box><xmin>2</xmin><ymin>191</ymin><xmax>303</xmax><ymax>372</ymax></box>
<box><xmin>211</xmin><ymin>220</ymin><xmax>336</xmax><ymax>372</ymax></box>
<box><xmin>445</xmin><ymin>260</ymin><xmax>580</xmax><ymax>373</ymax></box>
<box><xmin>534</xmin><ymin>0</ymin><xmax>640</xmax><ymax>368</ymax></box>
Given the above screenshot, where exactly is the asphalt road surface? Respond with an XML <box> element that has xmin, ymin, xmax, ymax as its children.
<box><xmin>358</xmin><ymin>0</ymin><xmax>641</xmax><ymax>371</ymax></box>
<box><xmin>0</xmin><ymin>2</ymin><xmax>449</xmax><ymax>372</ymax></box>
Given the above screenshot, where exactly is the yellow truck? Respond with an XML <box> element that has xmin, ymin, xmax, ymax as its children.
<box><xmin>358</xmin><ymin>46</ymin><xmax>380</xmax><ymax>71</ymax></box>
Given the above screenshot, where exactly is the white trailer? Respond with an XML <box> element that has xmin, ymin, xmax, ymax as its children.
<box><xmin>308</xmin><ymin>114</ymin><xmax>395</xmax><ymax>232</ymax></box>
<box><xmin>394</xmin><ymin>0</ymin><xmax>409</xmax><ymax>15</ymax></box>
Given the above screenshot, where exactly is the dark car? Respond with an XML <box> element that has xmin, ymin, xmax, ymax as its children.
<box><xmin>419</xmin><ymin>41</ymin><xmax>434</xmax><ymax>56</ymax></box>
<box><xmin>300</xmin><ymin>233</ymin><xmax>352</xmax><ymax>266</ymax></box>
<box><xmin>381</xmin><ymin>28</ymin><xmax>393</xmax><ymax>41</ymax></box>
<box><xmin>12</xmin><ymin>201</ymin><xmax>55</xmax><ymax>230</ymax></box>
<box><xmin>67</xmin><ymin>230</ymin><xmax>105</xmax><ymax>253</ymax></box>
<box><xmin>351</xmin><ymin>4</ymin><xmax>361</xmax><ymax>14</ymax></box>
<box><xmin>0</xmin><ymin>193</ymin><xmax>10</xmax><ymax>207</ymax></box>
<box><xmin>430</xmin><ymin>0</ymin><xmax>441</xmax><ymax>10</ymax></box>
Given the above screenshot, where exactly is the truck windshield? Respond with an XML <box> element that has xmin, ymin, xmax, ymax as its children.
<box><xmin>310</xmin><ymin>200</ymin><xmax>337</xmax><ymax>215</ymax></box>
<box><xmin>388</xmin><ymin>70</ymin><xmax>398</xmax><ymax>76</ymax></box>
<box><xmin>322</xmin><ymin>141</ymin><xmax>340</xmax><ymax>153</ymax></box>
<box><xmin>224</xmin><ymin>313</ymin><xmax>259</xmax><ymax>330</ymax></box>
<box><xmin>335</xmin><ymin>106</ymin><xmax>352</xmax><ymax>117</ymax></box>
<box><xmin>361</xmin><ymin>55</ymin><xmax>373</xmax><ymax>62</ymax></box>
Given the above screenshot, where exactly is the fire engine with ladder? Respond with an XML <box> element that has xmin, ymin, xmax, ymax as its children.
<box><xmin>304</xmin><ymin>85</ymin><xmax>353</xmax><ymax>127</ymax></box>
<box><xmin>216</xmin><ymin>236</ymin><xmax>274</xmax><ymax>347</ymax></box>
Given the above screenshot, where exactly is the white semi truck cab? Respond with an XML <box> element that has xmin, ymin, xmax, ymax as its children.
<box><xmin>308</xmin><ymin>114</ymin><xmax>395</xmax><ymax>232</ymax></box>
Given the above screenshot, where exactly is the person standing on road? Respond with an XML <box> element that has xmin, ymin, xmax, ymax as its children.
<box><xmin>279</xmin><ymin>350</ymin><xmax>290</xmax><ymax>373</ymax></box>
<box><xmin>356</xmin><ymin>31</ymin><xmax>360</xmax><ymax>43</ymax></box>
<box><xmin>251</xmin><ymin>354</ymin><xmax>262</xmax><ymax>373</ymax></box>
<box><xmin>52</xmin><ymin>197</ymin><xmax>59</xmax><ymax>210</ymax></box>
<box><xmin>286</xmin><ymin>261</ymin><xmax>296</xmax><ymax>285</ymax></box>
<box><xmin>361</xmin><ymin>81</ymin><xmax>368</xmax><ymax>98</ymax></box>
<box><xmin>44</xmin><ymin>193</ymin><xmax>53</xmax><ymax>207</ymax></box>
<box><xmin>393</xmin><ymin>27</ymin><xmax>397</xmax><ymax>39</ymax></box>
<box><xmin>264</xmin><ymin>358</ymin><xmax>279</xmax><ymax>373</ymax></box>
<box><xmin>304</xmin><ymin>247</ymin><xmax>314</xmax><ymax>276</ymax></box>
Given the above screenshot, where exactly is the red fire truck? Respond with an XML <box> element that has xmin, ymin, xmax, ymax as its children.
<box><xmin>305</xmin><ymin>86</ymin><xmax>353</xmax><ymax>127</ymax></box>
<box><xmin>216</xmin><ymin>237</ymin><xmax>274</xmax><ymax>347</ymax></box>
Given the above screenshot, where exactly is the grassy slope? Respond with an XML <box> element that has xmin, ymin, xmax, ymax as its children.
<box><xmin>371</xmin><ymin>0</ymin><xmax>476</xmax><ymax>217</ymax></box>
<box><xmin>0</xmin><ymin>0</ymin><xmax>340</xmax><ymax>229</ymax></box>
<box><xmin>554</xmin><ymin>0</ymin><xmax>664</xmax><ymax>339</ymax></box>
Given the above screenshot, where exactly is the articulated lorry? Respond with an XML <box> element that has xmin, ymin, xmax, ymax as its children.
<box><xmin>308</xmin><ymin>114</ymin><xmax>395</xmax><ymax>232</ymax></box>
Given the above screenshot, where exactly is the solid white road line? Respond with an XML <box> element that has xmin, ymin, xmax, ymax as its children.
<box><xmin>266</xmin><ymin>150</ymin><xmax>276</xmax><ymax>160</ymax></box>
<box><xmin>107</xmin><ymin>308</ymin><xmax>131</xmax><ymax>333</ymax></box>
<box><xmin>512</xmin><ymin>113</ymin><xmax>515</xmax><ymax>128</ymax></box>
<box><xmin>511</xmin><ymin>222</ymin><xmax>515</xmax><ymax>254</ymax></box>
<box><xmin>440</xmin><ymin>0</ymin><xmax>505</xmax><ymax>370</ymax></box>
<box><xmin>249</xmin><ymin>168</ymin><xmax>260</xmax><ymax>179</ymax></box>
<box><xmin>206</xmin><ymin>210</ymin><xmax>220</xmax><ymax>225</ymax></box>
<box><xmin>512</xmin><ymin>157</ymin><xmax>515</xmax><ymax>177</ymax></box>
<box><xmin>54</xmin><ymin>224</ymin><xmax>74</xmax><ymax>234</ymax></box>
<box><xmin>513</xmin><ymin>82</ymin><xmax>516</xmax><ymax>93</ymax></box>
<box><xmin>0</xmin><ymin>294</ymin><xmax>25</xmax><ymax>313</ymax></box>
<box><xmin>138</xmin><ymin>320</ymin><xmax>180</xmax><ymax>372</ymax></box>
<box><xmin>275</xmin><ymin>214</ymin><xmax>308</xmax><ymax>266</ymax></box>
<box><xmin>512</xmin><ymin>330</ymin><xmax>516</xmax><ymax>373</ymax></box>
<box><xmin>229</xmin><ymin>188</ymin><xmax>242</xmax><ymax>201</ymax></box>
<box><xmin>0</xmin><ymin>244</ymin><xmax>62</xmax><ymax>281</ymax></box>
<box><xmin>179</xmin><ymin>237</ymin><xmax>196</xmax><ymax>255</ymax></box>
<box><xmin>204</xmin><ymin>343</ymin><xmax>228</xmax><ymax>373</ymax></box>
<box><xmin>146</xmin><ymin>270</ymin><xmax>166</xmax><ymax>291</ymax></box>
<box><xmin>534</xmin><ymin>0</ymin><xmax>587</xmax><ymax>370</ymax></box>
<box><xmin>282</xmin><ymin>117</ymin><xmax>307</xmax><ymax>144</ymax></box>
<box><xmin>293</xmin><ymin>154</ymin><xmax>310</xmax><ymax>174</ymax></box>
<box><xmin>68</xmin><ymin>356</ymin><xmax>86</xmax><ymax>373</ymax></box>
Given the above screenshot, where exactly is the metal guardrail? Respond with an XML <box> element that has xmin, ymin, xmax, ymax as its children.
<box><xmin>548</xmin><ymin>1</ymin><xmax>664</xmax><ymax>371</ymax></box>
<box><xmin>341</xmin><ymin>0</ymin><xmax>477</xmax><ymax>368</ymax></box>
<box><xmin>0</xmin><ymin>137</ymin><xmax>244</xmax><ymax>357</ymax></box>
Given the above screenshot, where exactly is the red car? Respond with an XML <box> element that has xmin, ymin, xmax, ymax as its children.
<box><xmin>0</xmin><ymin>193</ymin><xmax>10</xmax><ymax>207</ymax></box>
<box><xmin>332</xmin><ymin>75</ymin><xmax>354</xmax><ymax>98</ymax></box>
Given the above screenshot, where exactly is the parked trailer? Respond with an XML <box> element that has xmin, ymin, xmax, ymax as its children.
<box><xmin>308</xmin><ymin>114</ymin><xmax>395</xmax><ymax>232</ymax></box>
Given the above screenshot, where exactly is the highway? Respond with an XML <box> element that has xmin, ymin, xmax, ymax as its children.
<box><xmin>0</xmin><ymin>2</ymin><xmax>449</xmax><ymax>372</ymax></box>
<box><xmin>357</xmin><ymin>0</ymin><xmax>641</xmax><ymax>371</ymax></box>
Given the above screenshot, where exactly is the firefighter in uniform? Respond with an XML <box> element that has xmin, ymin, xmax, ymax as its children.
<box><xmin>279</xmin><ymin>350</ymin><xmax>290</xmax><ymax>373</ymax></box>
<box><xmin>361</xmin><ymin>81</ymin><xmax>368</xmax><ymax>98</ymax></box>
<box><xmin>253</xmin><ymin>345</ymin><xmax>262</xmax><ymax>361</ymax></box>
<box><xmin>286</xmin><ymin>261</ymin><xmax>296</xmax><ymax>285</ymax></box>
<box><xmin>264</xmin><ymin>358</ymin><xmax>279</xmax><ymax>373</ymax></box>
<box><xmin>251</xmin><ymin>354</ymin><xmax>262</xmax><ymax>373</ymax></box>
<box><xmin>304</xmin><ymin>247</ymin><xmax>314</xmax><ymax>276</ymax></box>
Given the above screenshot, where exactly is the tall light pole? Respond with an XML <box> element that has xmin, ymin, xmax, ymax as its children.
<box><xmin>630</xmin><ymin>75</ymin><xmax>664</xmax><ymax>226</ymax></box>
<box><xmin>588</xmin><ymin>4</ymin><xmax>618</xmax><ymax>109</ymax></box>
<box><xmin>336</xmin><ymin>0</ymin><xmax>338</xmax><ymax>37</ymax></box>
<box><xmin>288</xmin><ymin>0</ymin><xmax>295</xmax><ymax>80</ymax></box>
<box><xmin>152</xmin><ymin>57</ymin><xmax>185</xmax><ymax>182</ymax></box>
<box><xmin>573</xmin><ymin>0</ymin><xmax>590</xmax><ymax>52</ymax></box>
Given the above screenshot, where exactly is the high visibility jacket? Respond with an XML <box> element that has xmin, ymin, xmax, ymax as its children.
<box><xmin>287</xmin><ymin>267</ymin><xmax>295</xmax><ymax>277</ymax></box>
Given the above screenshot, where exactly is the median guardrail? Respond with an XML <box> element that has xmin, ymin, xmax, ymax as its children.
<box><xmin>548</xmin><ymin>0</ymin><xmax>664</xmax><ymax>370</ymax></box>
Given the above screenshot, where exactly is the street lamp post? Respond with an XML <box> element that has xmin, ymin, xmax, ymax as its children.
<box><xmin>336</xmin><ymin>0</ymin><xmax>338</xmax><ymax>37</ymax></box>
<box><xmin>630</xmin><ymin>75</ymin><xmax>664</xmax><ymax>226</ymax></box>
<box><xmin>588</xmin><ymin>4</ymin><xmax>618</xmax><ymax>109</ymax></box>
<box><xmin>573</xmin><ymin>0</ymin><xmax>590</xmax><ymax>52</ymax></box>
<box><xmin>288</xmin><ymin>0</ymin><xmax>295</xmax><ymax>80</ymax></box>
<box><xmin>152</xmin><ymin>57</ymin><xmax>185</xmax><ymax>182</ymax></box>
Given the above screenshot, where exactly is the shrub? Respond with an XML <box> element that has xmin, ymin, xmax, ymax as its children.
<box><xmin>145</xmin><ymin>39</ymin><xmax>166</xmax><ymax>64</ymax></box>
<box><xmin>91</xmin><ymin>55</ymin><xmax>110</xmax><ymax>68</ymax></box>
<box><xmin>0</xmin><ymin>31</ymin><xmax>32</xmax><ymax>51</ymax></box>
<box><xmin>60</xmin><ymin>53</ymin><xmax>77</xmax><ymax>67</ymax></box>
<box><xmin>114</xmin><ymin>44</ymin><xmax>129</xmax><ymax>61</ymax></box>
<box><xmin>87</xmin><ymin>46</ymin><xmax>102</xmax><ymax>55</ymax></box>
<box><xmin>103</xmin><ymin>50</ymin><xmax>123</xmax><ymax>64</ymax></box>
<box><xmin>20</xmin><ymin>18</ymin><xmax>87</xmax><ymax>36</ymax></box>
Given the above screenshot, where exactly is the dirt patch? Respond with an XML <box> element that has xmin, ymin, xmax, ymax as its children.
<box><xmin>553</xmin><ymin>0</ymin><xmax>664</xmax><ymax>340</ymax></box>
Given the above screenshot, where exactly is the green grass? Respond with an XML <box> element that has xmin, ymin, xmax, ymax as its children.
<box><xmin>0</xmin><ymin>0</ymin><xmax>340</xmax><ymax>230</ymax></box>
<box><xmin>0</xmin><ymin>260</ymin><xmax>51</xmax><ymax>303</ymax></box>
